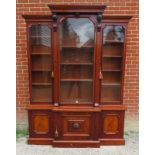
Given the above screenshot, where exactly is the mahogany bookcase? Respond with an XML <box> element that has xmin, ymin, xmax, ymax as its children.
<box><xmin>23</xmin><ymin>4</ymin><xmax>131</xmax><ymax>147</ymax></box>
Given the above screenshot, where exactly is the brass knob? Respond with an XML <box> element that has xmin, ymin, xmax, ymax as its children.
<box><xmin>72</xmin><ymin>122</ymin><xmax>80</xmax><ymax>129</ymax></box>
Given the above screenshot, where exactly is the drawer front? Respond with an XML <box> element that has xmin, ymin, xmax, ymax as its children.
<box><xmin>56</xmin><ymin>113</ymin><xmax>93</xmax><ymax>140</ymax></box>
<box><xmin>29</xmin><ymin>110</ymin><xmax>53</xmax><ymax>138</ymax></box>
<box><xmin>101</xmin><ymin>111</ymin><xmax>124</xmax><ymax>139</ymax></box>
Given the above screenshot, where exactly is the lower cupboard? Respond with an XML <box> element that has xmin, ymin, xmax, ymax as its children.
<box><xmin>28</xmin><ymin>108</ymin><xmax>125</xmax><ymax>147</ymax></box>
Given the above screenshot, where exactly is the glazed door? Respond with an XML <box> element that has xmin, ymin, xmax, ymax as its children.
<box><xmin>59</xmin><ymin>18</ymin><xmax>95</xmax><ymax>105</ymax></box>
<box><xmin>29</xmin><ymin>24</ymin><xmax>53</xmax><ymax>103</ymax></box>
<box><xmin>101</xmin><ymin>24</ymin><xmax>126</xmax><ymax>104</ymax></box>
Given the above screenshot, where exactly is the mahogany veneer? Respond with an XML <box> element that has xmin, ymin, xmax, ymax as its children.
<box><xmin>23</xmin><ymin>4</ymin><xmax>131</xmax><ymax>147</ymax></box>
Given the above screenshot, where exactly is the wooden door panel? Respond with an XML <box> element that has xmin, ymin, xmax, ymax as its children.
<box><xmin>103</xmin><ymin>114</ymin><xmax>119</xmax><ymax>135</ymax></box>
<box><xmin>29</xmin><ymin>110</ymin><xmax>52</xmax><ymax>138</ymax></box>
<box><xmin>33</xmin><ymin>114</ymin><xmax>49</xmax><ymax>134</ymax></box>
<box><xmin>101</xmin><ymin>111</ymin><xmax>124</xmax><ymax>138</ymax></box>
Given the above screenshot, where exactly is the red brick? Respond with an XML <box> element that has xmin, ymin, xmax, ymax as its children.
<box><xmin>16</xmin><ymin>0</ymin><xmax>139</xmax><ymax>126</ymax></box>
<box><xmin>28</xmin><ymin>0</ymin><xmax>40</xmax><ymax>3</ymax></box>
<box><xmin>17</xmin><ymin>0</ymin><xmax>29</xmax><ymax>3</ymax></box>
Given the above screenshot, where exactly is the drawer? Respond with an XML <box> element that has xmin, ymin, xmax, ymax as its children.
<box><xmin>55</xmin><ymin>112</ymin><xmax>94</xmax><ymax>140</ymax></box>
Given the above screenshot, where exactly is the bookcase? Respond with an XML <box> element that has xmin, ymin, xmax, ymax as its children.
<box><xmin>23</xmin><ymin>5</ymin><xmax>131</xmax><ymax>147</ymax></box>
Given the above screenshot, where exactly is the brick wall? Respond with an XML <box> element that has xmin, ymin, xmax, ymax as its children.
<box><xmin>16</xmin><ymin>0</ymin><xmax>139</xmax><ymax>127</ymax></box>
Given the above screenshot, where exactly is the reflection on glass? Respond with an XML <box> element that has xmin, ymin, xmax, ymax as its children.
<box><xmin>103</xmin><ymin>26</ymin><xmax>124</xmax><ymax>43</ymax></box>
<box><xmin>101</xmin><ymin>25</ymin><xmax>125</xmax><ymax>103</ymax></box>
<box><xmin>60</xmin><ymin>18</ymin><xmax>94</xmax><ymax>104</ymax></box>
<box><xmin>60</xmin><ymin>18</ymin><xmax>94</xmax><ymax>48</ymax></box>
<box><xmin>30</xmin><ymin>25</ymin><xmax>52</xmax><ymax>102</ymax></box>
<box><xmin>30</xmin><ymin>25</ymin><xmax>50</xmax><ymax>47</ymax></box>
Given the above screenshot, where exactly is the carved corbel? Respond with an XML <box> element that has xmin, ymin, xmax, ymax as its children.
<box><xmin>75</xmin><ymin>12</ymin><xmax>80</xmax><ymax>18</ymax></box>
<box><xmin>97</xmin><ymin>13</ymin><xmax>103</xmax><ymax>32</ymax></box>
<box><xmin>52</xmin><ymin>13</ymin><xmax>58</xmax><ymax>32</ymax></box>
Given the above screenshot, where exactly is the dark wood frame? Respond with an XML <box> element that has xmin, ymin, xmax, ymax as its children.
<box><xmin>23</xmin><ymin>4</ymin><xmax>131</xmax><ymax>147</ymax></box>
<box><xmin>101</xmin><ymin>22</ymin><xmax>128</xmax><ymax>104</ymax></box>
<box><xmin>56</xmin><ymin>14</ymin><xmax>97</xmax><ymax>106</ymax></box>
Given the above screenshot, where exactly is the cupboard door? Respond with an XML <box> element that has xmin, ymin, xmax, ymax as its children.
<box><xmin>101</xmin><ymin>25</ymin><xmax>125</xmax><ymax>104</ymax></box>
<box><xmin>29</xmin><ymin>110</ymin><xmax>52</xmax><ymax>138</ymax></box>
<box><xmin>101</xmin><ymin>111</ymin><xmax>124</xmax><ymax>139</ymax></box>
<box><xmin>54</xmin><ymin>113</ymin><xmax>93</xmax><ymax>140</ymax></box>
<box><xmin>29</xmin><ymin>24</ymin><xmax>53</xmax><ymax>103</ymax></box>
<box><xmin>59</xmin><ymin>18</ymin><xmax>94</xmax><ymax>104</ymax></box>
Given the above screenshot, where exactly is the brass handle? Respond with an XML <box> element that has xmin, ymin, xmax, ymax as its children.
<box><xmin>51</xmin><ymin>71</ymin><xmax>54</xmax><ymax>78</ymax></box>
<box><xmin>55</xmin><ymin>127</ymin><xmax>59</xmax><ymax>138</ymax></box>
<box><xmin>99</xmin><ymin>71</ymin><xmax>103</xmax><ymax>80</ymax></box>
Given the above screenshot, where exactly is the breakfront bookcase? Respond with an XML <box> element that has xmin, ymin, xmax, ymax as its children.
<box><xmin>23</xmin><ymin>4</ymin><xmax>131</xmax><ymax>147</ymax></box>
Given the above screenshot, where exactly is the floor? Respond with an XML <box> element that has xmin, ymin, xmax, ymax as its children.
<box><xmin>16</xmin><ymin>115</ymin><xmax>138</xmax><ymax>155</ymax></box>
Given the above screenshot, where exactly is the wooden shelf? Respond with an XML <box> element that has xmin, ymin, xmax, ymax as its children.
<box><xmin>31</xmin><ymin>100</ymin><xmax>51</xmax><ymax>102</ymax></box>
<box><xmin>31</xmin><ymin>69</ymin><xmax>51</xmax><ymax>71</ymax></box>
<box><xmin>30</xmin><ymin>36</ymin><xmax>50</xmax><ymax>38</ymax></box>
<box><xmin>102</xmin><ymin>83</ymin><xmax>120</xmax><ymax>86</ymax></box>
<box><xmin>102</xmin><ymin>69</ymin><xmax>121</xmax><ymax>72</ymax></box>
<box><xmin>32</xmin><ymin>83</ymin><xmax>51</xmax><ymax>86</ymax></box>
<box><xmin>104</xmin><ymin>40</ymin><xmax>124</xmax><ymax>43</ymax></box>
<box><xmin>31</xmin><ymin>53</ymin><xmax>50</xmax><ymax>55</ymax></box>
<box><xmin>101</xmin><ymin>101</ymin><xmax>121</xmax><ymax>104</ymax></box>
<box><xmin>60</xmin><ymin>62</ymin><xmax>93</xmax><ymax>65</ymax></box>
<box><xmin>61</xmin><ymin>79</ymin><xmax>93</xmax><ymax>82</ymax></box>
<box><xmin>61</xmin><ymin>101</ymin><xmax>92</xmax><ymax>104</ymax></box>
<box><xmin>103</xmin><ymin>55</ymin><xmax>122</xmax><ymax>58</ymax></box>
<box><xmin>61</xmin><ymin>45</ymin><xmax>94</xmax><ymax>48</ymax></box>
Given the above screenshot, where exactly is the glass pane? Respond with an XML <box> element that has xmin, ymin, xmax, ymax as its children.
<box><xmin>101</xmin><ymin>25</ymin><xmax>125</xmax><ymax>103</ymax></box>
<box><xmin>29</xmin><ymin>25</ymin><xmax>52</xmax><ymax>102</ymax></box>
<box><xmin>59</xmin><ymin>18</ymin><xmax>94</xmax><ymax>104</ymax></box>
